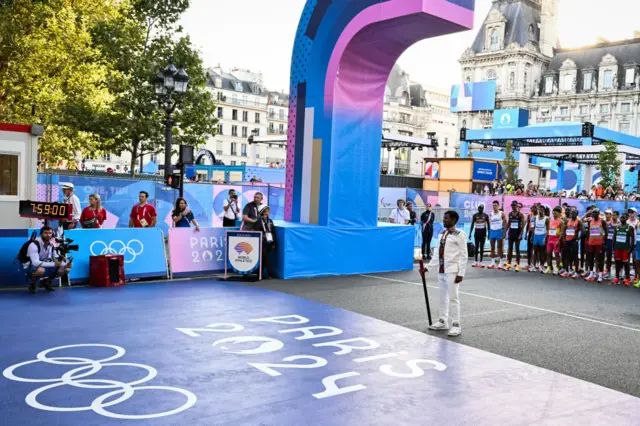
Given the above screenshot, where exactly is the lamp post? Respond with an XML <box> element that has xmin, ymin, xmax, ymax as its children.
<box><xmin>154</xmin><ymin>64</ymin><xmax>190</xmax><ymax>177</ymax></box>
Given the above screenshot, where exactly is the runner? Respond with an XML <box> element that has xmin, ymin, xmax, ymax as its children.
<box><xmin>579</xmin><ymin>206</ymin><xmax>594</xmax><ymax>273</ymax></box>
<box><xmin>531</xmin><ymin>207</ymin><xmax>549</xmax><ymax>273</ymax></box>
<box><xmin>585</xmin><ymin>208</ymin><xmax>607</xmax><ymax>283</ymax></box>
<box><xmin>612</xmin><ymin>213</ymin><xmax>635</xmax><ymax>286</ymax></box>
<box><xmin>545</xmin><ymin>207</ymin><xmax>564</xmax><ymax>275</ymax></box>
<box><xmin>604</xmin><ymin>210</ymin><xmax>617</xmax><ymax>280</ymax></box>
<box><xmin>561</xmin><ymin>209</ymin><xmax>582</xmax><ymax>279</ymax></box>
<box><xmin>487</xmin><ymin>201</ymin><xmax>507</xmax><ymax>270</ymax></box>
<box><xmin>627</xmin><ymin>207</ymin><xmax>638</xmax><ymax>282</ymax></box>
<box><xmin>634</xmin><ymin>219</ymin><xmax>640</xmax><ymax>288</ymax></box>
<box><xmin>524</xmin><ymin>204</ymin><xmax>538</xmax><ymax>271</ymax></box>
<box><xmin>469</xmin><ymin>204</ymin><xmax>490</xmax><ymax>268</ymax></box>
<box><xmin>504</xmin><ymin>201</ymin><xmax>525</xmax><ymax>272</ymax></box>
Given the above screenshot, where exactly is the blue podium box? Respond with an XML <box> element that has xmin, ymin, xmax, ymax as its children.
<box><xmin>273</xmin><ymin>221</ymin><xmax>414</xmax><ymax>279</ymax></box>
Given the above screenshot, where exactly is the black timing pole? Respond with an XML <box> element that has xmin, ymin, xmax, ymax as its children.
<box><xmin>418</xmin><ymin>260</ymin><xmax>432</xmax><ymax>326</ymax></box>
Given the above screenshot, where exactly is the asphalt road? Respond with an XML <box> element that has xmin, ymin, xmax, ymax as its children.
<box><xmin>249</xmin><ymin>266</ymin><xmax>640</xmax><ymax>398</ymax></box>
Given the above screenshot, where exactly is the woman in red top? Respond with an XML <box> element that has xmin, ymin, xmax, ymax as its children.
<box><xmin>80</xmin><ymin>193</ymin><xmax>107</xmax><ymax>229</ymax></box>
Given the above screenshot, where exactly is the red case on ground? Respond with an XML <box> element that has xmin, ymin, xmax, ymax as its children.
<box><xmin>89</xmin><ymin>255</ymin><xmax>125</xmax><ymax>287</ymax></box>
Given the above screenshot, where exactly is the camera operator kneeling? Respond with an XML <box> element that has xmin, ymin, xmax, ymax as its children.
<box><xmin>21</xmin><ymin>226</ymin><xmax>73</xmax><ymax>294</ymax></box>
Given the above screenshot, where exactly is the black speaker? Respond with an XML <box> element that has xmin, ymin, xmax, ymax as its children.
<box><xmin>179</xmin><ymin>145</ymin><xmax>195</xmax><ymax>165</ymax></box>
<box><xmin>108</xmin><ymin>258</ymin><xmax>120</xmax><ymax>284</ymax></box>
<box><xmin>460</xmin><ymin>128</ymin><xmax>467</xmax><ymax>141</ymax></box>
<box><xmin>582</xmin><ymin>122</ymin><xmax>594</xmax><ymax>138</ymax></box>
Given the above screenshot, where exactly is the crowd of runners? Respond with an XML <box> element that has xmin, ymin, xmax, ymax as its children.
<box><xmin>468</xmin><ymin>200</ymin><xmax>640</xmax><ymax>287</ymax></box>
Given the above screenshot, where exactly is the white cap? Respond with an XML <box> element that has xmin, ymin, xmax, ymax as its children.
<box><xmin>630</xmin><ymin>207</ymin><xmax>637</xmax><ymax>212</ymax></box>
<box><xmin>258</xmin><ymin>204</ymin><xmax>269</xmax><ymax>214</ymax></box>
<box><xmin>60</xmin><ymin>182</ymin><xmax>74</xmax><ymax>190</ymax></box>
<box><xmin>605</xmin><ymin>209</ymin><xmax>613</xmax><ymax>214</ymax></box>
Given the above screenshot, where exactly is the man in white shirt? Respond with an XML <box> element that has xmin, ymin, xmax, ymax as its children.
<box><xmin>428</xmin><ymin>210</ymin><xmax>468</xmax><ymax>337</ymax></box>
<box><xmin>223</xmin><ymin>190</ymin><xmax>240</xmax><ymax>227</ymax></box>
<box><xmin>22</xmin><ymin>226</ymin><xmax>72</xmax><ymax>293</ymax></box>
<box><xmin>389</xmin><ymin>199</ymin><xmax>410</xmax><ymax>224</ymax></box>
<box><xmin>60</xmin><ymin>182</ymin><xmax>81</xmax><ymax>230</ymax></box>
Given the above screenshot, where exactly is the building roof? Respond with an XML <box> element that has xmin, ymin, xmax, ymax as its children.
<box><xmin>471</xmin><ymin>0</ymin><xmax>541</xmax><ymax>53</ymax></box>
<box><xmin>385</xmin><ymin>64</ymin><xmax>427</xmax><ymax>107</ymax></box>
<box><xmin>548</xmin><ymin>38</ymin><xmax>640</xmax><ymax>72</ymax></box>
<box><xmin>206</xmin><ymin>68</ymin><xmax>267</xmax><ymax>96</ymax></box>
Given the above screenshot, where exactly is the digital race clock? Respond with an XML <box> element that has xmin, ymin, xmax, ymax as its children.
<box><xmin>19</xmin><ymin>200</ymin><xmax>73</xmax><ymax>220</ymax></box>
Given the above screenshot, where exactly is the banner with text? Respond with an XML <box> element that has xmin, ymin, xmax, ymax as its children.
<box><xmin>169</xmin><ymin>227</ymin><xmax>229</xmax><ymax>277</ymax></box>
<box><xmin>226</xmin><ymin>231</ymin><xmax>262</xmax><ymax>276</ymax></box>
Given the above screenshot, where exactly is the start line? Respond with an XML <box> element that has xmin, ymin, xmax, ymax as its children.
<box><xmin>0</xmin><ymin>280</ymin><xmax>639</xmax><ymax>425</ymax></box>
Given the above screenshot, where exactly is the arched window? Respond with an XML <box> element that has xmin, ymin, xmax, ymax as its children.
<box><xmin>490</xmin><ymin>29</ymin><xmax>499</xmax><ymax>49</ymax></box>
<box><xmin>528</xmin><ymin>24</ymin><xmax>535</xmax><ymax>37</ymax></box>
<box><xmin>486</xmin><ymin>70</ymin><xmax>497</xmax><ymax>81</ymax></box>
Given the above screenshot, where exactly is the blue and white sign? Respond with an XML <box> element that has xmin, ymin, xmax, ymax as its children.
<box><xmin>450</xmin><ymin>81</ymin><xmax>496</xmax><ymax>112</ymax></box>
<box><xmin>65</xmin><ymin>228</ymin><xmax>168</xmax><ymax>282</ymax></box>
<box><xmin>472</xmin><ymin>161</ymin><xmax>498</xmax><ymax>181</ymax></box>
<box><xmin>493</xmin><ymin>108</ymin><xmax>529</xmax><ymax>129</ymax></box>
<box><xmin>226</xmin><ymin>231</ymin><xmax>262</xmax><ymax>275</ymax></box>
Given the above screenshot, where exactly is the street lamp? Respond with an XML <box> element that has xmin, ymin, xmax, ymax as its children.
<box><xmin>154</xmin><ymin>63</ymin><xmax>190</xmax><ymax>176</ymax></box>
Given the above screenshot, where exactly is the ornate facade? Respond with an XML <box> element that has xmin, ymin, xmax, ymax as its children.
<box><xmin>458</xmin><ymin>0</ymin><xmax>640</xmax><ymax>142</ymax></box>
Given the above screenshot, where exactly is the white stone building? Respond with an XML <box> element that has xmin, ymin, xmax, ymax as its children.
<box><xmin>381</xmin><ymin>65</ymin><xmax>431</xmax><ymax>176</ymax></box>
<box><xmin>265</xmin><ymin>91</ymin><xmax>289</xmax><ymax>167</ymax></box>
<box><xmin>424</xmin><ymin>86</ymin><xmax>458</xmax><ymax>158</ymax></box>
<box><xmin>204</xmin><ymin>66</ymin><xmax>269</xmax><ymax>166</ymax></box>
<box><xmin>456</xmin><ymin>0</ymin><xmax>640</xmax><ymax>139</ymax></box>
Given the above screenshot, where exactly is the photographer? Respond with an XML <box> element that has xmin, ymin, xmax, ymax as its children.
<box><xmin>20</xmin><ymin>226</ymin><xmax>73</xmax><ymax>294</ymax></box>
<box><xmin>223</xmin><ymin>190</ymin><xmax>240</xmax><ymax>227</ymax></box>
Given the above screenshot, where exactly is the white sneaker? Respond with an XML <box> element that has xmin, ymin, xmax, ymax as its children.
<box><xmin>447</xmin><ymin>322</ymin><xmax>461</xmax><ymax>337</ymax></box>
<box><xmin>428</xmin><ymin>319</ymin><xmax>449</xmax><ymax>331</ymax></box>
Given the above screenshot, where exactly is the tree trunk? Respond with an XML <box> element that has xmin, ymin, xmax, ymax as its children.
<box><xmin>130</xmin><ymin>136</ymin><xmax>139</xmax><ymax>176</ymax></box>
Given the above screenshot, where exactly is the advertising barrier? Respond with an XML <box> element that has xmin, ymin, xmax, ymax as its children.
<box><xmin>65</xmin><ymin>228</ymin><xmax>168</xmax><ymax>282</ymax></box>
<box><xmin>0</xmin><ymin>229</ymin><xmax>37</xmax><ymax>287</ymax></box>
<box><xmin>504</xmin><ymin>196</ymin><xmax>560</xmax><ymax>214</ymax></box>
<box><xmin>449</xmin><ymin>193</ymin><xmax>501</xmax><ymax>224</ymax></box>
<box><xmin>472</xmin><ymin>161</ymin><xmax>498</xmax><ymax>182</ymax></box>
<box><xmin>225</xmin><ymin>231</ymin><xmax>262</xmax><ymax>277</ymax></box>
<box><xmin>168</xmin><ymin>227</ymin><xmax>229</xmax><ymax>277</ymax></box>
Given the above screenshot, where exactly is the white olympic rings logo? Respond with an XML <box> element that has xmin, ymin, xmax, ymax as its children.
<box><xmin>2</xmin><ymin>344</ymin><xmax>197</xmax><ymax>420</ymax></box>
<box><xmin>90</xmin><ymin>240</ymin><xmax>144</xmax><ymax>263</ymax></box>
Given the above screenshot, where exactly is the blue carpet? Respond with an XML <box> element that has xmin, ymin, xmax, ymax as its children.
<box><xmin>1</xmin><ymin>280</ymin><xmax>639</xmax><ymax>425</ymax></box>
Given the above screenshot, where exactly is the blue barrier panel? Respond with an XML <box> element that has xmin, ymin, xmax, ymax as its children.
<box><xmin>168</xmin><ymin>227</ymin><xmax>229</xmax><ymax>277</ymax></box>
<box><xmin>0</xmin><ymin>229</ymin><xmax>37</xmax><ymax>287</ymax></box>
<box><xmin>65</xmin><ymin>228</ymin><xmax>168</xmax><ymax>282</ymax></box>
<box><xmin>267</xmin><ymin>186</ymin><xmax>285</xmax><ymax>221</ymax></box>
<box><xmin>182</xmin><ymin>183</ymin><xmax>214</xmax><ymax>227</ymax></box>
<box><xmin>153</xmin><ymin>183</ymin><xmax>178</xmax><ymax>235</ymax></box>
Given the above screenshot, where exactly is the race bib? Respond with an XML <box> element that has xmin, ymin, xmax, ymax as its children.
<box><xmin>590</xmin><ymin>228</ymin><xmax>601</xmax><ymax>236</ymax></box>
<box><xmin>510</xmin><ymin>222</ymin><xmax>519</xmax><ymax>229</ymax></box>
<box><xmin>608</xmin><ymin>232</ymin><xmax>614</xmax><ymax>240</ymax></box>
<box><xmin>616</xmin><ymin>234</ymin><xmax>627</xmax><ymax>243</ymax></box>
<box><xmin>566</xmin><ymin>228</ymin><xmax>575</xmax><ymax>237</ymax></box>
<box><xmin>548</xmin><ymin>229</ymin><xmax>557</xmax><ymax>237</ymax></box>
<box><xmin>475</xmin><ymin>222</ymin><xmax>485</xmax><ymax>229</ymax></box>
<box><xmin>535</xmin><ymin>228</ymin><xmax>546</xmax><ymax>236</ymax></box>
<box><xmin>490</xmin><ymin>221</ymin><xmax>502</xmax><ymax>231</ymax></box>
<box><xmin>265</xmin><ymin>232</ymin><xmax>274</xmax><ymax>243</ymax></box>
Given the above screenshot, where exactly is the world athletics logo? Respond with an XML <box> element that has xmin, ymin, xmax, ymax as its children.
<box><xmin>234</xmin><ymin>242</ymin><xmax>254</xmax><ymax>255</ymax></box>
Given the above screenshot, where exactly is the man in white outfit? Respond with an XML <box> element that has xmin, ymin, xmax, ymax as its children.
<box><xmin>428</xmin><ymin>210</ymin><xmax>468</xmax><ymax>337</ymax></box>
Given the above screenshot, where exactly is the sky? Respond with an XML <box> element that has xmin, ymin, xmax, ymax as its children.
<box><xmin>180</xmin><ymin>0</ymin><xmax>640</xmax><ymax>93</ymax></box>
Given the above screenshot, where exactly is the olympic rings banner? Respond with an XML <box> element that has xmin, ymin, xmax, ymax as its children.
<box><xmin>168</xmin><ymin>227</ymin><xmax>230</xmax><ymax>277</ymax></box>
<box><xmin>65</xmin><ymin>228</ymin><xmax>168</xmax><ymax>282</ymax></box>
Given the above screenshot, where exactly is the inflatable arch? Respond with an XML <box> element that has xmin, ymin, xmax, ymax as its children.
<box><xmin>276</xmin><ymin>0</ymin><xmax>475</xmax><ymax>278</ymax></box>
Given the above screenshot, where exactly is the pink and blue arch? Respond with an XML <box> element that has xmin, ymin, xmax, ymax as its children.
<box><xmin>276</xmin><ymin>0</ymin><xmax>475</xmax><ymax>278</ymax></box>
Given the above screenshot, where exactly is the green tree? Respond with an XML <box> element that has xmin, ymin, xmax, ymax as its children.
<box><xmin>0</xmin><ymin>0</ymin><xmax>123</xmax><ymax>163</ymax></box>
<box><xmin>597</xmin><ymin>140</ymin><xmax>623</xmax><ymax>189</ymax></box>
<box><xmin>503</xmin><ymin>140</ymin><xmax>518</xmax><ymax>185</ymax></box>
<box><xmin>93</xmin><ymin>0</ymin><xmax>217</xmax><ymax>174</ymax></box>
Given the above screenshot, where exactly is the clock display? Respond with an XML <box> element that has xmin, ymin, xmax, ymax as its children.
<box><xmin>19</xmin><ymin>201</ymin><xmax>73</xmax><ymax>220</ymax></box>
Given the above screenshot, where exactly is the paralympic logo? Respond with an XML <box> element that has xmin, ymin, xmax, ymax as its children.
<box><xmin>2</xmin><ymin>344</ymin><xmax>197</xmax><ymax>420</ymax></box>
<box><xmin>90</xmin><ymin>240</ymin><xmax>144</xmax><ymax>263</ymax></box>
<box><xmin>234</xmin><ymin>242</ymin><xmax>253</xmax><ymax>255</ymax></box>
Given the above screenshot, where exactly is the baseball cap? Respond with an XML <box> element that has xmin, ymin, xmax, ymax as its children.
<box><xmin>60</xmin><ymin>182</ymin><xmax>74</xmax><ymax>190</ymax></box>
<box><xmin>605</xmin><ymin>209</ymin><xmax>613</xmax><ymax>214</ymax></box>
<box><xmin>258</xmin><ymin>204</ymin><xmax>269</xmax><ymax>214</ymax></box>
<box><xmin>629</xmin><ymin>207</ymin><xmax>637</xmax><ymax>213</ymax></box>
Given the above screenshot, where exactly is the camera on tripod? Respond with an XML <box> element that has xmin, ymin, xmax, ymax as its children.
<box><xmin>55</xmin><ymin>237</ymin><xmax>79</xmax><ymax>262</ymax></box>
